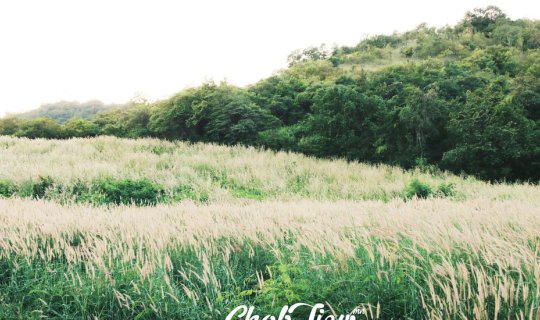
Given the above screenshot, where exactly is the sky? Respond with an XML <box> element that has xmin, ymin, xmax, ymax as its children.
<box><xmin>0</xmin><ymin>0</ymin><xmax>539</xmax><ymax>116</ymax></box>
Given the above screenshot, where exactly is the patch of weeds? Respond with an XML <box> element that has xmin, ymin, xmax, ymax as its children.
<box><xmin>0</xmin><ymin>180</ymin><xmax>16</xmax><ymax>198</ymax></box>
<box><xmin>171</xmin><ymin>185</ymin><xmax>209</xmax><ymax>203</ymax></box>
<box><xmin>230</xmin><ymin>185</ymin><xmax>266</xmax><ymax>200</ymax></box>
<box><xmin>404</xmin><ymin>178</ymin><xmax>432</xmax><ymax>199</ymax></box>
<box><xmin>287</xmin><ymin>172</ymin><xmax>311</xmax><ymax>194</ymax></box>
<box><xmin>172</xmin><ymin>185</ymin><xmax>196</xmax><ymax>201</ymax></box>
<box><xmin>18</xmin><ymin>180</ymin><xmax>35</xmax><ymax>198</ymax></box>
<box><xmin>404</xmin><ymin>179</ymin><xmax>460</xmax><ymax>200</ymax></box>
<box><xmin>32</xmin><ymin>176</ymin><xmax>55</xmax><ymax>199</ymax></box>
<box><xmin>415</xmin><ymin>157</ymin><xmax>444</xmax><ymax>177</ymax></box>
<box><xmin>92</xmin><ymin>178</ymin><xmax>164</xmax><ymax>206</ymax></box>
<box><xmin>197</xmin><ymin>191</ymin><xmax>209</xmax><ymax>203</ymax></box>
<box><xmin>362</xmin><ymin>189</ymin><xmax>391</xmax><ymax>202</ymax></box>
<box><xmin>250</xmin><ymin>263</ymin><xmax>310</xmax><ymax>314</ymax></box>
<box><xmin>194</xmin><ymin>163</ymin><xmax>229</xmax><ymax>186</ymax></box>
<box><xmin>435</xmin><ymin>182</ymin><xmax>455</xmax><ymax>197</ymax></box>
<box><xmin>136</xmin><ymin>144</ymin><xmax>175</xmax><ymax>156</ymax></box>
<box><xmin>65</xmin><ymin>179</ymin><xmax>96</xmax><ymax>204</ymax></box>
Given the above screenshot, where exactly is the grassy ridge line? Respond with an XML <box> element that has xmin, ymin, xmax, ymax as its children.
<box><xmin>1</xmin><ymin>136</ymin><xmax>538</xmax><ymax>203</ymax></box>
<box><xmin>0</xmin><ymin>198</ymin><xmax>538</xmax><ymax>318</ymax></box>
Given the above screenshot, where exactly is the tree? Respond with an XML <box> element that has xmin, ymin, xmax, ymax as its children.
<box><xmin>0</xmin><ymin>117</ymin><xmax>22</xmax><ymax>136</ymax></box>
<box><xmin>463</xmin><ymin>6</ymin><xmax>507</xmax><ymax>34</ymax></box>
<box><xmin>248</xmin><ymin>75</ymin><xmax>308</xmax><ymax>125</ymax></box>
<box><xmin>513</xmin><ymin>62</ymin><xmax>540</xmax><ymax>122</ymax></box>
<box><xmin>15</xmin><ymin>117</ymin><xmax>64</xmax><ymax>139</ymax></box>
<box><xmin>297</xmin><ymin>84</ymin><xmax>381</xmax><ymax>159</ymax></box>
<box><xmin>257</xmin><ymin>126</ymin><xmax>299</xmax><ymax>151</ymax></box>
<box><xmin>148</xmin><ymin>93</ymin><xmax>196</xmax><ymax>140</ymax></box>
<box><xmin>467</xmin><ymin>46</ymin><xmax>520</xmax><ymax>76</ymax></box>
<box><xmin>206</xmin><ymin>95</ymin><xmax>280</xmax><ymax>145</ymax></box>
<box><xmin>149</xmin><ymin>81</ymin><xmax>240</xmax><ymax>141</ymax></box>
<box><xmin>492</xmin><ymin>24</ymin><xmax>524</xmax><ymax>48</ymax></box>
<box><xmin>287</xmin><ymin>44</ymin><xmax>330</xmax><ymax>67</ymax></box>
<box><xmin>398</xmin><ymin>86</ymin><xmax>447</xmax><ymax>162</ymax></box>
<box><xmin>63</xmin><ymin>117</ymin><xmax>99</xmax><ymax>137</ymax></box>
<box><xmin>92</xmin><ymin>109</ymin><xmax>129</xmax><ymax>137</ymax></box>
<box><xmin>442</xmin><ymin>80</ymin><xmax>539</xmax><ymax>181</ymax></box>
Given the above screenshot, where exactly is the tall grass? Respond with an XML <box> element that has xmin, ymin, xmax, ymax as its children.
<box><xmin>0</xmin><ymin>136</ymin><xmax>539</xmax><ymax>319</ymax></box>
<box><xmin>0</xmin><ymin>136</ymin><xmax>538</xmax><ymax>203</ymax></box>
<box><xmin>0</xmin><ymin>198</ymin><xmax>538</xmax><ymax>319</ymax></box>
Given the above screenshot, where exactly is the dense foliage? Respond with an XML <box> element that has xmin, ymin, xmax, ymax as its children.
<box><xmin>2</xmin><ymin>7</ymin><xmax>539</xmax><ymax>181</ymax></box>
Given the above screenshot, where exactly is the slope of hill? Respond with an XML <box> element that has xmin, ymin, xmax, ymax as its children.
<box><xmin>289</xmin><ymin>6</ymin><xmax>540</xmax><ymax>74</ymax></box>
<box><xmin>0</xmin><ymin>136</ymin><xmax>537</xmax><ymax>203</ymax></box>
<box><xmin>0</xmin><ymin>136</ymin><xmax>538</xmax><ymax>319</ymax></box>
<box><xmin>1</xmin><ymin>6</ymin><xmax>538</xmax><ymax>182</ymax></box>
<box><xmin>10</xmin><ymin>100</ymin><xmax>123</xmax><ymax>123</ymax></box>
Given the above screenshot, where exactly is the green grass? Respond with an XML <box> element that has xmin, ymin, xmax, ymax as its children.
<box><xmin>0</xmin><ymin>235</ymin><xmax>535</xmax><ymax>319</ymax></box>
<box><xmin>0</xmin><ymin>175</ymin><xmax>463</xmax><ymax>205</ymax></box>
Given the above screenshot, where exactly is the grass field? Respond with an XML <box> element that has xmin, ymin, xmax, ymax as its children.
<box><xmin>0</xmin><ymin>136</ymin><xmax>539</xmax><ymax>319</ymax></box>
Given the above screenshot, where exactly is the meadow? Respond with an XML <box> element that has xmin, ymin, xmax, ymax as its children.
<box><xmin>0</xmin><ymin>136</ymin><xmax>539</xmax><ymax>319</ymax></box>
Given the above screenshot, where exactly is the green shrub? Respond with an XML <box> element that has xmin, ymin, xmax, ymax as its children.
<box><xmin>63</xmin><ymin>179</ymin><xmax>94</xmax><ymax>204</ymax></box>
<box><xmin>404</xmin><ymin>178</ymin><xmax>432</xmax><ymax>199</ymax></box>
<box><xmin>17</xmin><ymin>181</ymin><xmax>33</xmax><ymax>198</ymax></box>
<box><xmin>230</xmin><ymin>185</ymin><xmax>266</xmax><ymax>200</ymax></box>
<box><xmin>436</xmin><ymin>182</ymin><xmax>456</xmax><ymax>197</ymax></box>
<box><xmin>32</xmin><ymin>176</ymin><xmax>55</xmax><ymax>199</ymax></box>
<box><xmin>251</xmin><ymin>263</ymin><xmax>310</xmax><ymax>314</ymax></box>
<box><xmin>0</xmin><ymin>180</ymin><xmax>16</xmax><ymax>198</ymax></box>
<box><xmin>93</xmin><ymin>178</ymin><xmax>163</xmax><ymax>206</ymax></box>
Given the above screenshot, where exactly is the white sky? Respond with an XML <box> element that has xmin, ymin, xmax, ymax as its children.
<box><xmin>0</xmin><ymin>0</ymin><xmax>539</xmax><ymax>116</ymax></box>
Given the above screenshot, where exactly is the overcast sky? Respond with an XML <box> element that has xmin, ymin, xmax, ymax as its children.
<box><xmin>0</xmin><ymin>0</ymin><xmax>538</xmax><ymax>116</ymax></box>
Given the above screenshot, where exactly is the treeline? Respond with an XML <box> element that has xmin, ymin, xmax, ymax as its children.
<box><xmin>10</xmin><ymin>100</ymin><xmax>123</xmax><ymax>123</ymax></box>
<box><xmin>1</xmin><ymin>7</ymin><xmax>539</xmax><ymax>182</ymax></box>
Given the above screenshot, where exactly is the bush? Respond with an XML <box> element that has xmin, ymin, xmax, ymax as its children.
<box><xmin>404</xmin><ymin>178</ymin><xmax>433</xmax><ymax>199</ymax></box>
<box><xmin>257</xmin><ymin>127</ymin><xmax>298</xmax><ymax>151</ymax></box>
<box><xmin>93</xmin><ymin>178</ymin><xmax>163</xmax><ymax>206</ymax></box>
<box><xmin>436</xmin><ymin>182</ymin><xmax>456</xmax><ymax>197</ymax></box>
<box><xmin>32</xmin><ymin>176</ymin><xmax>55</xmax><ymax>199</ymax></box>
<box><xmin>0</xmin><ymin>180</ymin><xmax>16</xmax><ymax>198</ymax></box>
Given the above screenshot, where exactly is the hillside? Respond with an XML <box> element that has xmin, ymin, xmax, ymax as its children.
<box><xmin>1</xmin><ymin>6</ymin><xmax>538</xmax><ymax>182</ymax></box>
<box><xmin>0</xmin><ymin>136</ymin><xmax>537</xmax><ymax>204</ymax></box>
<box><xmin>10</xmin><ymin>100</ymin><xmax>123</xmax><ymax>123</ymax></box>
<box><xmin>0</xmin><ymin>136</ymin><xmax>539</xmax><ymax>318</ymax></box>
<box><xmin>289</xmin><ymin>6</ymin><xmax>540</xmax><ymax>73</ymax></box>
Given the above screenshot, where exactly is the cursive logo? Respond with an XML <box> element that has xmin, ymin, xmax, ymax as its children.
<box><xmin>225</xmin><ymin>303</ymin><xmax>358</xmax><ymax>320</ymax></box>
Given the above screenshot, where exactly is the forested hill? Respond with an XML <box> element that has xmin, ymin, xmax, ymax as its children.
<box><xmin>1</xmin><ymin>6</ymin><xmax>539</xmax><ymax>182</ymax></box>
<box><xmin>9</xmin><ymin>100</ymin><xmax>123</xmax><ymax>123</ymax></box>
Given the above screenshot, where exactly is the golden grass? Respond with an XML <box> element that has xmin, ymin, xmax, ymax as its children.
<box><xmin>0</xmin><ymin>136</ymin><xmax>538</xmax><ymax>202</ymax></box>
<box><xmin>0</xmin><ymin>197</ymin><xmax>539</xmax><ymax>318</ymax></box>
<box><xmin>1</xmin><ymin>136</ymin><xmax>539</xmax><ymax>318</ymax></box>
<box><xmin>2</xmin><ymin>197</ymin><xmax>538</xmax><ymax>266</ymax></box>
